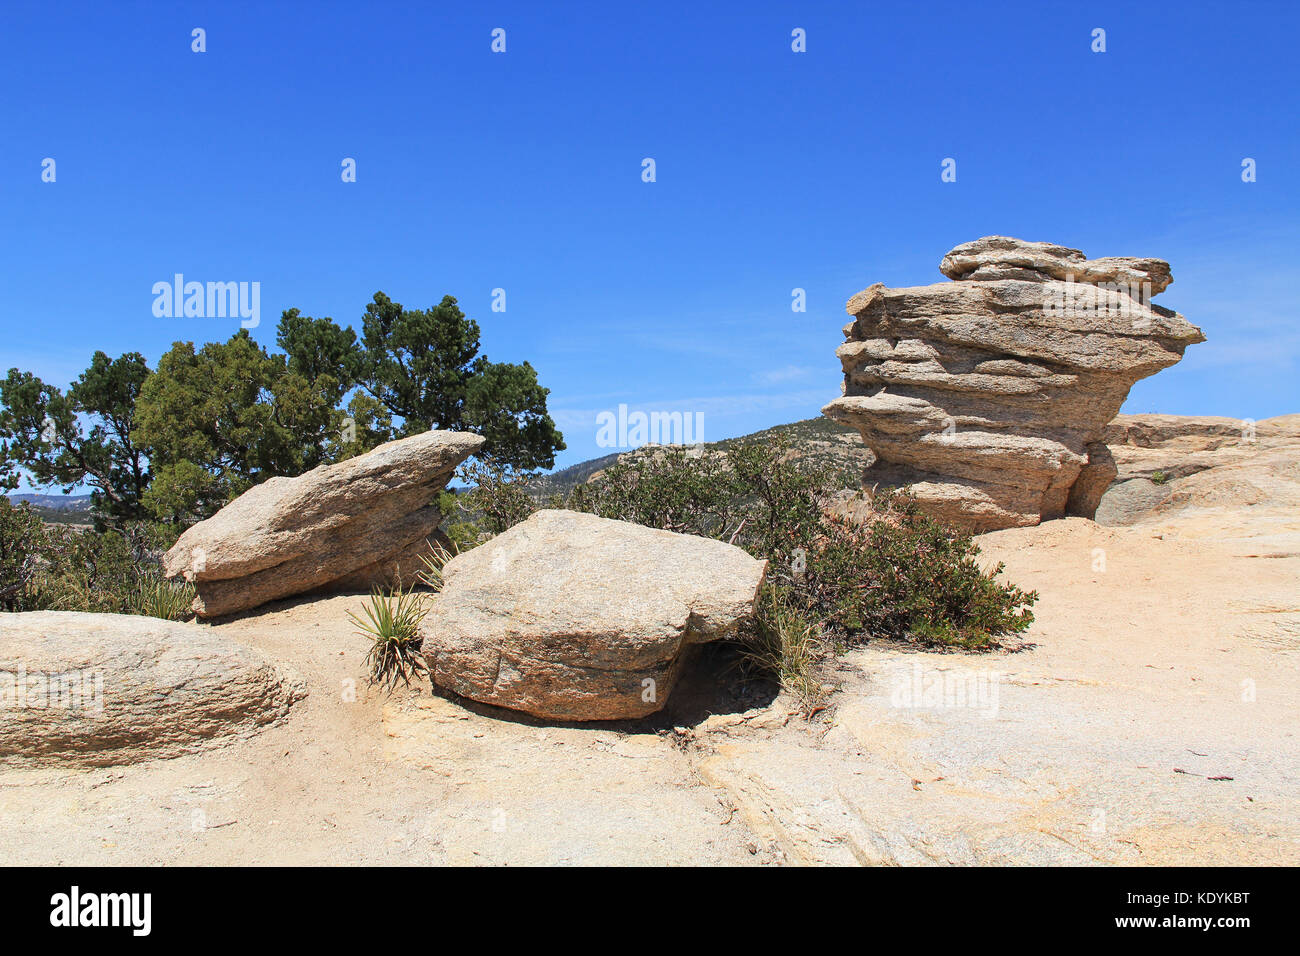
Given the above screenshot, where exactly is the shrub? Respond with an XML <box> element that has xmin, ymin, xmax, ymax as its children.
<box><xmin>0</xmin><ymin>498</ymin><xmax>46</xmax><ymax>611</ymax></box>
<box><xmin>566</xmin><ymin>437</ymin><xmax>1036</xmax><ymax>651</ymax></box>
<box><xmin>802</xmin><ymin>490</ymin><xmax>1037</xmax><ymax>649</ymax></box>
<box><xmin>28</xmin><ymin>523</ymin><xmax>139</xmax><ymax>613</ymax></box>
<box><xmin>12</xmin><ymin>519</ymin><xmax>191</xmax><ymax>617</ymax></box>
<box><xmin>456</xmin><ymin>458</ymin><xmax>540</xmax><ymax>536</ymax></box>
<box><xmin>348</xmin><ymin>585</ymin><xmax>430</xmax><ymax>692</ymax></box>
<box><xmin>567</xmin><ymin>445</ymin><xmax>740</xmax><ymax>537</ymax></box>
<box><xmin>724</xmin><ymin>434</ymin><xmax>836</xmax><ymax>571</ymax></box>
<box><xmin>1151</xmin><ymin>470</ymin><xmax>1169</xmax><ymax>485</ymax></box>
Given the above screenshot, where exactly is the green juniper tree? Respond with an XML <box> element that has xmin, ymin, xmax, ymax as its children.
<box><xmin>0</xmin><ymin>351</ymin><xmax>152</xmax><ymax>523</ymax></box>
<box><xmin>354</xmin><ymin>292</ymin><xmax>564</xmax><ymax>469</ymax></box>
<box><xmin>133</xmin><ymin>331</ymin><xmax>342</xmax><ymax>522</ymax></box>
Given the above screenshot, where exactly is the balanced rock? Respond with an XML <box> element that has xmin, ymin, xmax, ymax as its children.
<box><xmin>165</xmin><ymin>429</ymin><xmax>483</xmax><ymax>617</ymax></box>
<box><xmin>0</xmin><ymin>612</ymin><xmax>303</xmax><ymax>766</ymax></box>
<box><xmin>823</xmin><ymin>237</ymin><xmax>1205</xmax><ymax>531</ymax></box>
<box><xmin>423</xmin><ymin>510</ymin><xmax>767</xmax><ymax>721</ymax></box>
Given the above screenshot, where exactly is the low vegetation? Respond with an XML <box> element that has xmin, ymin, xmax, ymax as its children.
<box><xmin>348</xmin><ymin>585</ymin><xmax>430</xmax><ymax>692</ymax></box>
<box><xmin>0</xmin><ymin>499</ymin><xmax>194</xmax><ymax>619</ymax></box>
<box><xmin>453</xmin><ymin>434</ymin><xmax>1039</xmax><ymax>710</ymax></box>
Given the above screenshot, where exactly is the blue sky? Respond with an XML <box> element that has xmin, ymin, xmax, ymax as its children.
<box><xmin>3</xmin><ymin>0</ymin><xmax>1297</xmax><ymax>488</ymax></box>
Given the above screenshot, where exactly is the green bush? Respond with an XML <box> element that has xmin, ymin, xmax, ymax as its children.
<box><xmin>566</xmin><ymin>436</ymin><xmax>1037</xmax><ymax>650</ymax></box>
<box><xmin>454</xmin><ymin>458</ymin><xmax>542</xmax><ymax>537</ymax></box>
<box><xmin>567</xmin><ymin>445</ymin><xmax>739</xmax><ymax>537</ymax></box>
<box><xmin>802</xmin><ymin>491</ymin><xmax>1037</xmax><ymax>649</ymax></box>
<box><xmin>0</xmin><ymin>498</ymin><xmax>46</xmax><ymax>611</ymax></box>
<box><xmin>3</xmin><ymin>517</ymin><xmax>194</xmax><ymax>619</ymax></box>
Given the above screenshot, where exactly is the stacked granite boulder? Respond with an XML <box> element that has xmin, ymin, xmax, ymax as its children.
<box><xmin>822</xmin><ymin>237</ymin><xmax>1206</xmax><ymax>531</ymax></box>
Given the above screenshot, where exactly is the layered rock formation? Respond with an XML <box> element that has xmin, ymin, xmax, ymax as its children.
<box><xmin>164</xmin><ymin>429</ymin><xmax>483</xmax><ymax>617</ymax></box>
<box><xmin>822</xmin><ymin>236</ymin><xmax>1206</xmax><ymax>531</ymax></box>
<box><xmin>423</xmin><ymin>509</ymin><xmax>767</xmax><ymax>721</ymax></box>
<box><xmin>0</xmin><ymin>612</ymin><xmax>303</xmax><ymax>766</ymax></box>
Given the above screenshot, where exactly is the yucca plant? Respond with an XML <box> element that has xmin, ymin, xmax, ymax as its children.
<box><xmin>348</xmin><ymin>585</ymin><xmax>430</xmax><ymax>692</ymax></box>
<box><xmin>415</xmin><ymin>539</ymin><xmax>457</xmax><ymax>592</ymax></box>
<box><xmin>129</xmin><ymin>575</ymin><xmax>197</xmax><ymax>621</ymax></box>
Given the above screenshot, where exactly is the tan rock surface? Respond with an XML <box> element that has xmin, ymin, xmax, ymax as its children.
<box><xmin>423</xmin><ymin>510</ymin><xmax>768</xmax><ymax>720</ymax></box>
<box><xmin>824</xmin><ymin>238</ymin><xmax>1205</xmax><ymax>530</ymax></box>
<box><xmin>939</xmin><ymin>235</ymin><xmax>1174</xmax><ymax>293</ymax></box>
<box><xmin>1094</xmin><ymin>413</ymin><xmax>1300</xmax><ymax>525</ymax></box>
<box><xmin>0</xmin><ymin>612</ymin><xmax>302</xmax><ymax>767</ymax></box>
<box><xmin>1</xmin><ymin>478</ymin><xmax>1295</xmax><ymax>864</ymax></box>
<box><xmin>2</xmin><ymin>421</ymin><xmax>1294</xmax><ymax>864</ymax></box>
<box><xmin>163</xmin><ymin>429</ymin><xmax>483</xmax><ymax>617</ymax></box>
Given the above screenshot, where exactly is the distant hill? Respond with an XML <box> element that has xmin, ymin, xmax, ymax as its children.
<box><xmin>533</xmin><ymin>417</ymin><xmax>872</xmax><ymax>498</ymax></box>
<box><xmin>5</xmin><ymin>493</ymin><xmax>95</xmax><ymax>525</ymax></box>
<box><xmin>530</xmin><ymin>452</ymin><xmax>623</xmax><ymax>497</ymax></box>
<box><xmin>8</xmin><ymin>493</ymin><xmax>93</xmax><ymax>511</ymax></box>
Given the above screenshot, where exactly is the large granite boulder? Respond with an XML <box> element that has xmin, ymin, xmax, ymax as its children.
<box><xmin>164</xmin><ymin>429</ymin><xmax>483</xmax><ymax>617</ymax></box>
<box><xmin>423</xmin><ymin>510</ymin><xmax>767</xmax><ymax>721</ymax></box>
<box><xmin>0</xmin><ymin>612</ymin><xmax>303</xmax><ymax>766</ymax></box>
<box><xmin>823</xmin><ymin>237</ymin><xmax>1205</xmax><ymax>531</ymax></box>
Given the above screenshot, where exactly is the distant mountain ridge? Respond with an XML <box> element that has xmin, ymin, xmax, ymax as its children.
<box><xmin>6</xmin><ymin>493</ymin><xmax>93</xmax><ymax>511</ymax></box>
<box><xmin>5</xmin><ymin>492</ymin><xmax>95</xmax><ymax>525</ymax></box>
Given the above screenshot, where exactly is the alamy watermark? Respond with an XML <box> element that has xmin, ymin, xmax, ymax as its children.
<box><xmin>889</xmin><ymin>661</ymin><xmax>1001</xmax><ymax>718</ymax></box>
<box><xmin>152</xmin><ymin>274</ymin><xmax>261</xmax><ymax>328</ymax></box>
<box><xmin>1</xmin><ymin>667</ymin><xmax>103</xmax><ymax>712</ymax></box>
<box><xmin>596</xmin><ymin>403</ymin><xmax>704</xmax><ymax>449</ymax></box>
<box><xmin>1044</xmin><ymin>273</ymin><xmax>1152</xmax><ymax>322</ymax></box>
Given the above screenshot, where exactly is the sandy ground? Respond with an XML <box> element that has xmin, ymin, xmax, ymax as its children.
<box><xmin>1</xmin><ymin>500</ymin><xmax>1296</xmax><ymax>865</ymax></box>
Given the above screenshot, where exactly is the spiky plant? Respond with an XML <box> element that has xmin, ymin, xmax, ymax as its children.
<box><xmin>416</xmin><ymin>539</ymin><xmax>457</xmax><ymax>592</ymax></box>
<box><xmin>349</xmin><ymin>585</ymin><xmax>430</xmax><ymax>692</ymax></box>
<box><xmin>130</xmin><ymin>575</ymin><xmax>196</xmax><ymax>621</ymax></box>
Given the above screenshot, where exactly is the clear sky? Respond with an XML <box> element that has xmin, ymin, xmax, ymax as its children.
<box><xmin>3</xmin><ymin>0</ymin><xmax>1297</xmax><ymax>485</ymax></box>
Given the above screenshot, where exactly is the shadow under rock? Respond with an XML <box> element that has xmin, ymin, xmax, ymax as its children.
<box><xmin>425</xmin><ymin>640</ymin><xmax>779</xmax><ymax>734</ymax></box>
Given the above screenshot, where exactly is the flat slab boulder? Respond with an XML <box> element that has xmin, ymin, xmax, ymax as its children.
<box><xmin>164</xmin><ymin>429</ymin><xmax>483</xmax><ymax>617</ymax></box>
<box><xmin>0</xmin><ymin>612</ymin><xmax>303</xmax><ymax>766</ymax></box>
<box><xmin>423</xmin><ymin>510</ymin><xmax>767</xmax><ymax>721</ymax></box>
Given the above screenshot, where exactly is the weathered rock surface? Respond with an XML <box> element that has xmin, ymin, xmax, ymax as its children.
<box><xmin>164</xmin><ymin>429</ymin><xmax>483</xmax><ymax>617</ymax></box>
<box><xmin>423</xmin><ymin>509</ymin><xmax>767</xmax><ymax>721</ymax></box>
<box><xmin>0</xmin><ymin>612</ymin><xmax>302</xmax><ymax>766</ymax></box>
<box><xmin>823</xmin><ymin>236</ymin><xmax>1205</xmax><ymax>531</ymax></box>
<box><xmin>1095</xmin><ymin>413</ymin><xmax>1300</xmax><ymax>525</ymax></box>
<box><xmin>939</xmin><ymin>235</ymin><xmax>1174</xmax><ymax>293</ymax></box>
